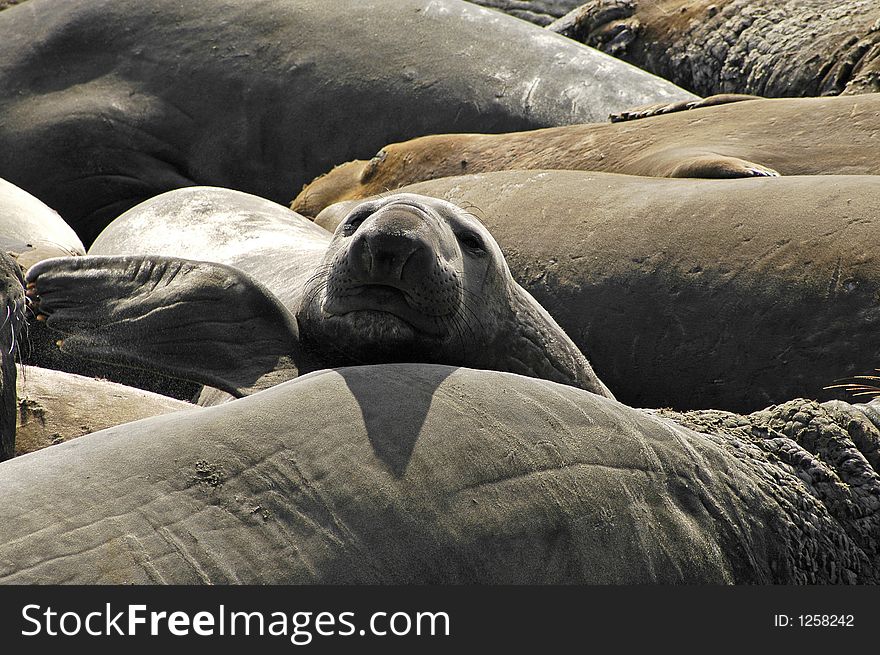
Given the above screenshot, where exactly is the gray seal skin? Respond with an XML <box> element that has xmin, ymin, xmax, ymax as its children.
<box><xmin>0</xmin><ymin>177</ymin><xmax>84</xmax><ymax>271</ymax></box>
<box><xmin>0</xmin><ymin>252</ymin><xmax>25</xmax><ymax>460</ymax></box>
<box><xmin>28</xmin><ymin>192</ymin><xmax>613</xmax><ymax>402</ymax></box>
<box><xmin>89</xmin><ymin>187</ymin><xmax>332</xmax><ymax>313</ymax></box>
<box><xmin>291</xmin><ymin>93</ymin><xmax>880</xmax><ymax>216</ymax></box>
<box><xmin>467</xmin><ymin>0</ymin><xmax>585</xmax><ymax>25</ymax></box>
<box><xmin>0</xmin><ymin>364</ymin><xmax>876</xmax><ymax>584</ymax></box>
<box><xmin>543</xmin><ymin>0</ymin><xmax>880</xmax><ymax>98</ymax></box>
<box><xmin>0</xmin><ymin>0</ymin><xmax>695</xmax><ymax>246</ymax></box>
<box><xmin>315</xmin><ymin>170</ymin><xmax>880</xmax><ymax>414</ymax></box>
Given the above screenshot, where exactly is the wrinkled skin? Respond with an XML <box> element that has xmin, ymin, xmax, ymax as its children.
<box><xmin>0</xmin><ymin>0</ymin><xmax>693</xmax><ymax>245</ymax></box>
<box><xmin>0</xmin><ymin>253</ymin><xmax>25</xmax><ymax>460</ymax></box>
<box><xmin>479</xmin><ymin>0</ymin><xmax>880</xmax><ymax>97</ymax></box>
<box><xmin>0</xmin><ymin>364</ymin><xmax>876</xmax><ymax>584</ymax></box>
<box><xmin>313</xmin><ymin>171</ymin><xmax>880</xmax><ymax>414</ymax></box>
<box><xmin>292</xmin><ymin>93</ymin><xmax>880</xmax><ymax>216</ymax></box>
<box><xmin>467</xmin><ymin>0</ymin><xmax>584</xmax><ymax>25</ymax></box>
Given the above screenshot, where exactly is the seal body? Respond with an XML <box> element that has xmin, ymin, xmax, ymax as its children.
<box><xmin>0</xmin><ymin>0</ymin><xmax>694</xmax><ymax>245</ymax></box>
<box><xmin>90</xmin><ymin>186</ymin><xmax>331</xmax><ymax>312</ymax></box>
<box><xmin>0</xmin><ymin>252</ymin><xmax>25</xmax><ymax>460</ymax></box>
<box><xmin>292</xmin><ymin>93</ymin><xmax>880</xmax><ymax>216</ymax></box>
<box><xmin>0</xmin><ymin>177</ymin><xmax>84</xmax><ymax>270</ymax></box>
<box><xmin>0</xmin><ymin>365</ymin><xmax>876</xmax><ymax>583</ymax></box>
<box><xmin>543</xmin><ymin>0</ymin><xmax>880</xmax><ymax>97</ymax></box>
<box><xmin>15</xmin><ymin>366</ymin><xmax>194</xmax><ymax>456</ymax></box>
<box><xmin>30</xmin><ymin>190</ymin><xmax>613</xmax><ymax>400</ymax></box>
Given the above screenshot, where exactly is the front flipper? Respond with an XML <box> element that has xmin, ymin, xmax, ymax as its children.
<box><xmin>25</xmin><ymin>255</ymin><xmax>305</xmax><ymax>398</ymax></box>
<box><xmin>609</xmin><ymin>94</ymin><xmax>762</xmax><ymax>123</ymax></box>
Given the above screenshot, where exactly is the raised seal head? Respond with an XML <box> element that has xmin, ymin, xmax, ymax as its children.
<box><xmin>297</xmin><ymin>193</ymin><xmax>613</xmax><ymax>398</ymax></box>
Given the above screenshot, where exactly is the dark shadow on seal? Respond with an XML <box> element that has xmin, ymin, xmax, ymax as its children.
<box><xmin>336</xmin><ymin>364</ymin><xmax>456</xmax><ymax>477</ymax></box>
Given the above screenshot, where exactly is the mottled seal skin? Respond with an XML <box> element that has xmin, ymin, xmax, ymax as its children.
<box><xmin>291</xmin><ymin>93</ymin><xmax>880</xmax><ymax>216</ymax></box>
<box><xmin>0</xmin><ymin>252</ymin><xmax>25</xmax><ymax>460</ymax></box>
<box><xmin>0</xmin><ymin>0</ymin><xmax>694</xmax><ymax>246</ymax></box>
<box><xmin>315</xmin><ymin>171</ymin><xmax>880</xmax><ymax>414</ymax></box>
<box><xmin>28</xmin><ymin>191</ymin><xmax>613</xmax><ymax>402</ymax></box>
<box><xmin>0</xmin><ymin>364</ymin><xmax>876</xmax><ymax>584</ymax></box>
<box><xmin>545</xmin><ymin>0</ymin><xmax>880</xmax><ymax>98</ymax></box>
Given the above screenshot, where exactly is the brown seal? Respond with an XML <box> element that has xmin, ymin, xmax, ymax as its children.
<box><xmin>292</xmin><ymin>93</ymin><xmax>880</xmax><ymax>217</ymax></box>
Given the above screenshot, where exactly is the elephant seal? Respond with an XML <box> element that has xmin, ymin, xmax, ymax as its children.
<box><xmin>27</xmin><ymin>192</ymin><xmax>613</xmax><ymax>401</ymax></box>
<box><xmin>544</xmin><ymin>0</ymin><xmax>880</xmax><ymax>98</ymax></box>
<box><xmin>0</xmin><ymin>364</ymin><xmax>876</xmax><ymax>583</ymax></box>
<box><xmin>0</xmin><ymin>252</ymin><xmax>25</xmax><ymax>460</ymax></box>
<box><xmin>467</xmin><ymin>0</ymin><xmax>585</xmax><ymax>25</ymax></box>
<box><xmin>14</xmin><ymin>365</ymin><xmax>194</xmax><ymax>456</ymax></box>
<box><xmin>291</xmin><ymin>93</ymin><xmax>880</xmax><ymax>216</ymax></box>
<box><xmin>297</xmin><ymin>194</ymin><xmax>611</xmax><ymax>396</ymax></box>
<box><xmin>89</xmin><ymin>186</ymin><xmax>332</xmax><ymax>312</ymax></box>
<box><xmin>315</xmin><ymin>170</ymin><xmax>880</xmax><ymax>413</ymax></box>
<box><xmin>0</xmin><ymin>177</ymin><xmax>84</xmax><ymax>271</ymax></box>
<box><xmin>24</xmin><ymin>186</ymin><xmax>331</xmax><ymax>401</ymax></box>
<box><xmin>0</xmin><ymin>0</ymin><xmax>693</xmax><ymax>245</ymax></box>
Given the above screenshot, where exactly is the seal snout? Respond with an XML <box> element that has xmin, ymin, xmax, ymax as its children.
<box><xmin>347</xmin><ymin>209</ymin><xmax>435</xmax><ymax>287</ymax></box>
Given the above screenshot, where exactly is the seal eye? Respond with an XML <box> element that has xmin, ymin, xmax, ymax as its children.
<box><xmin>341</xmin><ymin>209</ymin><xmax>371</xmax><ymax>237</ymax></box>
<box><xmin>457</xmin><ymin>231</ymin><xmax>486</xmax><ymax>255</ymax></box>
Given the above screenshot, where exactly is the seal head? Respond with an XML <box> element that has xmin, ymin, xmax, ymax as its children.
<box><xmin>298</xmin><ymin>193</ymin><xmax>613</xmax><ymax>398</ymax></box>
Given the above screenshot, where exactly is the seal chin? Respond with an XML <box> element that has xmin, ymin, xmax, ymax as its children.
<box><xmin>317</xmin><ymin>309</ymin><xmax>448</xmax><ymax>364</ymax></box>
<box><xmin>322</xmin><ymin>284</ymin><xmax>447</xmax><ymax>337</ymax></box>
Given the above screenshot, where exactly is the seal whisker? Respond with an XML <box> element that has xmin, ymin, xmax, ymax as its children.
<box><xmin>458</xmin><ymin>204</ymin><xmax>486</xmax><ymax>223</ymax></box>
<box><xmin>443</xmin><ymin>310</ymin><xmax>469</xmax><ymax>359</ymax></box>
<box><xmin>457</xmin><ymin>287</ymin><xmax>489</xmax><ymax>335</ymax></box>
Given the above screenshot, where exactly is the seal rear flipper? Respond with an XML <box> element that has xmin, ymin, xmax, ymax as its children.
<box><xmin>25</xmin><ymin>255</ymin><xmax>305</xmax><ymax>398</ymax></box>
<box><xmin>609</xmin><ymin>94</ymin><xmax>763</xmax><ymax>123</ymax></box>
<box><xmin>665</xmin><ymin>153</ymin><xmax>780</xmax><ymax>179</ymax></box>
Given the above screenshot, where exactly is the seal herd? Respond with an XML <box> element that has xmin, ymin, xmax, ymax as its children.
<box><xmin>1</xmin><ymin>0</ymin><xmax>879</xmax><ymax>584</ymax></box>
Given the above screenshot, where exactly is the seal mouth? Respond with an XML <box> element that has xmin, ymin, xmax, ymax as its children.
<box><xmin>322</xmin><ymin>283</ymin><xmax>446</xmax><ymax>336</ymax></box>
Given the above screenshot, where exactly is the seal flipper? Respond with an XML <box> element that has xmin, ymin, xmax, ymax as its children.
<box><xmin>25</xmin><ymin>255</ymin><xmax>306</xmax><ymax>398</ymax></box>
<box><xmin>666</xmin><ymin>153</ymin><xmax>780</xmax><ymax>179</ymax></box>
<box><xmin>609</xmin><ymin>94</ymin><xmax>762</xmax><ymax>123</ymax></box>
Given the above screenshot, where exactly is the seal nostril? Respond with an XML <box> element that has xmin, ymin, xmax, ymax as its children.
<box><xmin>347</xmin><ymin>231</ymin><xmax>375</xmax><ymax>278</ymax></box>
